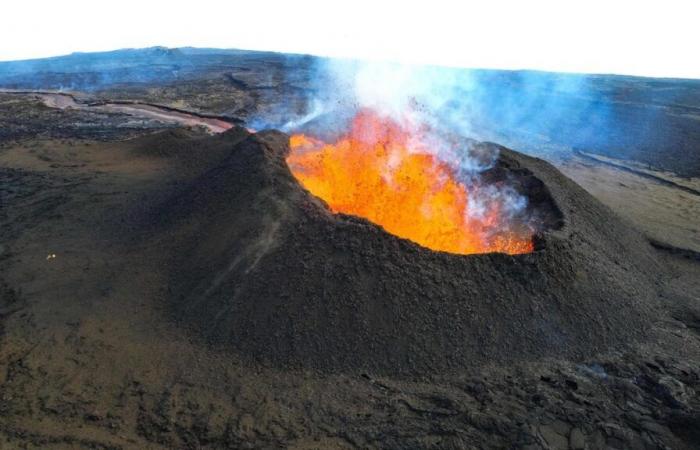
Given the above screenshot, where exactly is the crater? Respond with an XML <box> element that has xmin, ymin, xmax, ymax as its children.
<box><xmin>286</xmin><ymin>110</ymin><xmax>562</xmax><ymax>255</ymax></box>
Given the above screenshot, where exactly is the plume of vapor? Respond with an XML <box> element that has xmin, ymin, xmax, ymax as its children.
<box><xmin>255</xmin><ymin>56</ymin><xmax>617</xmax><ymax>230</ymax></box>
<box><xmin>264</xmin><ymin>58</ymin><xmax>529</xmax><ymax>221</ymax></box>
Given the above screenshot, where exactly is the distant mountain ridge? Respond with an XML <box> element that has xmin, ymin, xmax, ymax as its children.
<box><xmin>0</xmin><ymin>46</ymin><xmax>293</xmax><ymax>90</ymax></box>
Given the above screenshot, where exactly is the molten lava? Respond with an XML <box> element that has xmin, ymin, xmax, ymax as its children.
<box><xmin>287</xmin><ymin>110</ymin><xmax>534</xmax><ymax>255</ymax></box>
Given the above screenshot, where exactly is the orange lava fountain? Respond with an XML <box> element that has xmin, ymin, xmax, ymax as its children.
<box><xmin>287</xmin><ymin>109</ymin><xmax>534</xmax><ymax>255</ymax></box>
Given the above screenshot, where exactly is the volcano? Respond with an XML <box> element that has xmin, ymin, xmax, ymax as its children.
<box><xmin>141</xmin><ymin>125</ymin><xmax>662</xmax><ymax>376</ymax></box>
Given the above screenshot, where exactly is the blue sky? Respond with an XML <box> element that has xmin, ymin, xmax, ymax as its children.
<box><xmin>2</xmin><ymin>0</ymin><xmax>698</xmax><ymax>78</ymax></box>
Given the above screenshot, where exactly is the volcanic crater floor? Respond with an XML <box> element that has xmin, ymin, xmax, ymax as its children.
<box><xmin>1</xmin><ymin>125</ymin><xmax>699</xmax><ymax>449</ymax></box>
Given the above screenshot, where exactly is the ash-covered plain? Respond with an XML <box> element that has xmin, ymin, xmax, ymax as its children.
<box><xmin>1</xmin><ymin>48</ymin><xmax>700</xmax><ymax>450</ymax></box>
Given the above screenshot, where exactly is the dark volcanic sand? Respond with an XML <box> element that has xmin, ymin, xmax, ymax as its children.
<box><xmin>1</xmin><ymin>111</ymin><xmax>699</xmax><ymax>448</ymax></box>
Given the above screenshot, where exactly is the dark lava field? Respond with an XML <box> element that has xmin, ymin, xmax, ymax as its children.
<box><xmin>0</xmin><ymin>47</ymin><xmax>699</xmax><ymax>449</ymax></box>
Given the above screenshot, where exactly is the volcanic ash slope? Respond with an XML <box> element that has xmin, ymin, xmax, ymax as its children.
<box><xmin>149</xmin><ymin>128</ymin><xmax>662</xmax><ymax>376</ymax></box>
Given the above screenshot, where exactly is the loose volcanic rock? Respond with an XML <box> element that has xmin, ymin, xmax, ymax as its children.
<box><xmin>147</xmin><ymin>129</ymin><xmax>662</xmax><ymax>376</ymax></box>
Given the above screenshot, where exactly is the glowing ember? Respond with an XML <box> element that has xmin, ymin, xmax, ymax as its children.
<box><xmin>287</xmin><ymin>110</ymin><xmax>534</xmax><ymax>255</ymax></box>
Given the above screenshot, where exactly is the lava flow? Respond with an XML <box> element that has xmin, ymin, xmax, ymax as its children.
<box><xmin>287</xmin><ymin>110</ymin><xmax>534</xmax><ymax>255</ymax></box>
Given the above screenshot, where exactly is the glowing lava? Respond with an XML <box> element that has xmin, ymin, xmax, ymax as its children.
<box><xmin>287</xmin><ymin>110</ymin><xmax>534</xmax><ymax>255</ymax></box>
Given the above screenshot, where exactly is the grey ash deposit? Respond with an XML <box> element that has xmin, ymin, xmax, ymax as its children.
<box><xmin>136</xmin><ymin>128</ymin><xmax>664</xmax><ymax>376</ymax></box>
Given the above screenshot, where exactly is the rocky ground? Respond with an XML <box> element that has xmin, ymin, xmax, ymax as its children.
<box><xmin>0</xmin><ymin>54</ymin><xmax>699</xmax><ymax>449</ymax></box>
<box><xmin>558</xmin><ymin>153</ymin><xmax>700</xmax><ymax>254</ymax></box>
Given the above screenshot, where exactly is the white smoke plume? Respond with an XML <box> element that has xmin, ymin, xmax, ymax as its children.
<box><xmin>271</xmin><ymin>58</ymin><xmax>533</xmax><ymax>224</ymax></box>
<box><xmin>252</xmin><ymin>55</ymin><xmax>613</xmax><ymax>241</ymax></box>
